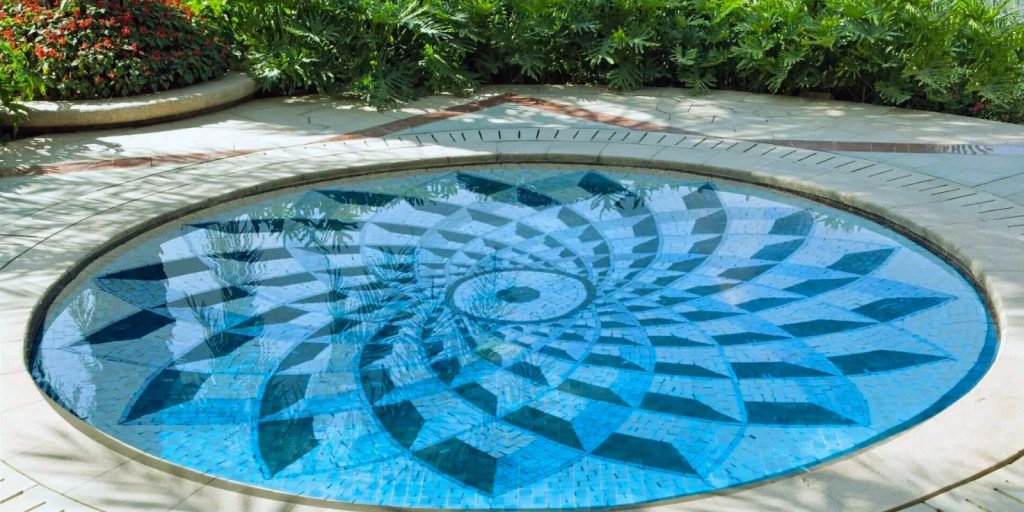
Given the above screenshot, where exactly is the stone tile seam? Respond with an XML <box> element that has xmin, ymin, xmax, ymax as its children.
<box><xmin>0</xmin><ymin>463</ymin><xmax>106</xmax><ymax>512</ymax></box>
<box><xmin>887</xmin><ymin>449</ymin><xmax>1024</xmax><ymax>511</ymax></box>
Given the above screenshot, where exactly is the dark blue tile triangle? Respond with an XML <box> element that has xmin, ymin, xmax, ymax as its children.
<box><xmin>828</xmin><ymin>248</ymin><xmax>895</xmax><ymax>275</ymax></box>
<box><xmin>593</xmin><ymin>433</ymin><xmax>696</xmax><ymax>474</ymax></box>
<box><xmin>374</xmin><ymin>400</ymin><xmax>425</xmax><ymax>448</ymax></box>
<box><xmin>504</xmin><ymin>406</ymin><xmax>583</xmax><ymax>450</ymax></box>
<box><xmin>853</xmin><ymin>297</ymin><xmax>949</xmax><ymax>322</ymax></box>
<box><xmin>828</xmin><ymin>350</ymin><xmax>947</xmax><ymax>375</ymax></box>
<box><xmin>640</xmin><ymin>393</ymin><xmax>737</xmax><ymax>422</ymax></box>
<box><xmin>415</xmin><ymin>438</ymin><xmax>497</xmax><ymax>494</ymax></box>
<box><xmin>259</xmin><ymin>374</ymin><xmax>311</xmax><ymax>418</ymax></box>
<box><xmin>557</xmin><ymin>379</ymin><xmax>628</xmax><ymax>406</ymax></box>
<box><xmin>745</xmin><ymin>401</ymin><xmax>855</xmax><ymax>426</ymax></box>
<box><xmin>258</xmin><ymin>417</ymin><xmax>318</xmax><ymax>477</ymax></box>
<box><xmin>80</xmin><ymin>310</ymin><xmax>174</xmax><ymax>346</ymax></box>
<box><xmin>122</xmin><ymin>369</ymin><xmax>210</xmax><ymax>423</ymax></box>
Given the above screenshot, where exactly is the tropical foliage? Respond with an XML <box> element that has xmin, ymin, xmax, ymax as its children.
<box><xmin>0</xmin><ymin>39</ymin><xmax>38</xmax><ymax>130</ymax></box>
<box><xmin>195</xmin><ymin>0</ymin><xmax>1024</xmax><ymax>121</ymax></box>
<box><xmin>2</xmin><ymin>0</ymin><xmax>1023</xmax><ymax>124</ymax></box>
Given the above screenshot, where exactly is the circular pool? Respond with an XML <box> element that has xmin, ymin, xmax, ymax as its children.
<box><xmin>30</xmin><ymin>166</ymin><xmax>996</xmax><ymax>509</ymax></box>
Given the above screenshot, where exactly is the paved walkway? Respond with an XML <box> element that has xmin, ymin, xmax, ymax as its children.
<box><xmin>3</xmin><ymin>87</ymin><xmax>1024</xmax><ymax>215</ymax></box>
<box><xmin>1</xmin><ymin>86</ymin><xmax>1022</xmax><ymax>512</ymax></box>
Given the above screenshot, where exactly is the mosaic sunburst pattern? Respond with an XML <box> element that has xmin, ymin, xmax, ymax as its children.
<box><xmin>32</xmin><ymin>167</ymin><xmax>995</xmax><ymax>509</ymax></box>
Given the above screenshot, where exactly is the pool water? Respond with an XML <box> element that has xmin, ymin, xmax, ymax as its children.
<box><xmin>31</xmin><ymin>166</ymin><xmax>996</xmax><ymax>509</ymax></box>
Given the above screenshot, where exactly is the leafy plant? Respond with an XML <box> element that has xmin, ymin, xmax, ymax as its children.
<box><xmin>5</xmin><ymin>0</ymin><xmax>1023</xmax><ymax>123</ymax></box>
<box><xmin>223</xmin><ymin>0</ymin><xmax>480</xmax><ymax>107</ymax></box>
<box><xmin>0</xmin><ymin>39</ymin><xmax>40</xmax><ymax>134</ymax></box>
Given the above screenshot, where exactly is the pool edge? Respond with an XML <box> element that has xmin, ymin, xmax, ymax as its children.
<box><xmin>4</xmin><ymin>132</ymin><xmax>1023</xmax><ymax>512</ymax></box>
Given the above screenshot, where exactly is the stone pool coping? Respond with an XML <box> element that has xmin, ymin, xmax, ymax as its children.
<box><xmin>0</xmin><ymin>72</ymin><xmax>257</xmax><ymax>132</ymax></box>
<box><xmin>2</xmin><ymin>126</ymin><xmax>1023</xmax><ymax>511</ymax></box>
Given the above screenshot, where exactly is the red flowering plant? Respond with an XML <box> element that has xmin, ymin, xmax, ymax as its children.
<box><xmin>0</xmin><ymin>0</ymin><xmax>230</xmax><ymax>100</ymax></box>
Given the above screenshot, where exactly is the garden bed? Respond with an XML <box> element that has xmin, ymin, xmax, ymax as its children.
<box><xmin>1</xmin><ymin>71</ymin><xmax>255</xmax><ymax>132</ymax></box>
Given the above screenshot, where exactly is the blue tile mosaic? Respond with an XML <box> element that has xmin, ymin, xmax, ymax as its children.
<box><xmin>31</xmin><ymin>166</ymin><xmax>997</xmax><ymax>509</ymax></box>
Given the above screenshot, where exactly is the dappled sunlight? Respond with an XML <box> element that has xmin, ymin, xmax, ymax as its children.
<box><xmin>0</xmin><ymin>0</ymin><xmax>1022</xmax><ymax>509</ymax></box>
<box><xmin>2</xmin><ymin>86</ymin><xmax>1022</xmax><ymax>183</ymax></box>
<box><xmin>0</xmin><ymin>80</ymin><xmax>1022</xmax><ymax>511</ymax></box>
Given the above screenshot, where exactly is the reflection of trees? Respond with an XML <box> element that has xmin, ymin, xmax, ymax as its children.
<box><xmin>451</xmin><ymin>255</ymin><xmax>549</xmax><ymax>408</ymax></box>
<box><xmin>417</xmin><ymin>175</ymin><xmax>460</xmax><ymax>202</ymax></box>
<box><xmin>185</xmin><ymin>292</ymin><xmax>230</xmax><ymax>368</ymax></box>
<box><xmin>68</xmin><ymin>287</ymin><xmax>99</xmax><ymax>335</ymax></box>
<box><xmin>462</xmin><ymin>259</ymin><xmax>513</xmax><ymax>323</ymax></box>
<box><xmin>201</xmin><ymin>217</ymin><xmax>268</xmax><ymax>287</ymax></box>
<box><xmin>355</xmin><ymin>246</ymin><xmax>420</xmax><ymax>323</ymax></box>
<box><xmin>587</xmin><ymin>179</ymin><xmax>687</xmax><ymax>216</ymax></box>
<box><xmin>189</xmin><ymin>218</ymin><xmax>270</xmax><ymax>365</ymax></box>
<box><xmin>321</xmin><ymin>267</ymin><xmax>350</xmax><ymax>319</ymax></box>
<box><xmin>57</xmin><ymin>287</ymin><xmax>102</xmax><ymax>415</ymax></box>
<box><xmin>280</xmin><ymin>193</ymin><xmax>358</xmax><ymax>250</ymax></box>
<box><xmin>459</xmin><ymin>264</ymin><xmax>517</xmax><ymax>370</ymax></box>
<box><xmin>815</xmin><ymin>211</ymin><xmax>859</xmax><ymax>234</ymax></box>
<box><xmin>354</xmin><ymin>245</ymin><xmax>448</xmax><ymax>376</ymax></box>
<box><xmin>590</xmin><ymin>188</ymin><xmax>638</xmax><ymax>215</ymax></box>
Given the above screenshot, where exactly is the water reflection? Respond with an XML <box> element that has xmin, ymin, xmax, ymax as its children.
<box><xmin>30</xmin><ymin>167</ymin><xmax>996</xmax><ymax>509</ymax></box>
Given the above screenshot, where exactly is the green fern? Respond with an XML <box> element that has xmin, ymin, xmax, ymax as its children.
<box><xmin>875</xmin><ymin>78</ymin><xmax>913</xmax><ymax>105</ymax></box>
<box><xmin>607</xmin><ymin>62</ymin><xmax>644</xmax><ymax>91</ymax></box>
<box><xmin>206</xmin><ymin>0</ymin><xmax>1023</xmax><ymax>123</ymax></box>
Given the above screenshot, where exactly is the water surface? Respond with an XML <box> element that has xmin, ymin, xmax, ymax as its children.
<box><xmin>32</xmin><ymin>166</ymin><xmax>995</xmax><ymax>509</ymax></box>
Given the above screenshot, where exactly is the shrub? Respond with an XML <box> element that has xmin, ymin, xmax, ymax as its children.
<box><xmin>213</xmin><ymin>0</ymin><xmax>479</xmax><ymax>108</ymax></box>
<box><xmin>208</xmin><ymin>0</ymin><xmax>1023</xmax><ymax>122</ymax></box>
<box><xmin>0</xmin><ymin>39</ymin><xmax>39</xmax><ymax>133</ymax></box>
<box><xmin>0</xmin><ymin>0</ymin><xmax>231</xmax><ymax>100</ymax></box>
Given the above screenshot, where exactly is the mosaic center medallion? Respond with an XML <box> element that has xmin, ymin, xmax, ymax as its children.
<box><xmin>449</xmin><ymin>269</ymin><xmax>595</xmax><ymax>323</ymax></box>
<box><xmin>31</xmin><ymin>166</ymin><xmax>996</xmax><ymax>509</ymax></box>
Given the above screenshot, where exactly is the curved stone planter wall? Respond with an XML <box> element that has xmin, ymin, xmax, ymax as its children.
<box><xmin>1</xmin><ymin>72</ymin><xmax>257</xmax><ymax>132</ymax></box>
<box><xmin>3</xmin><ymin>127</ymin><xmax>1023</xmax><ymax>511</ymax></box>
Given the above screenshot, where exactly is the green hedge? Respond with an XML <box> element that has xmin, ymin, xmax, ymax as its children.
<box><xmin>195</xmin><ymin>0</ymin><xmax>1024</xmax><ymax>122</ymax></box>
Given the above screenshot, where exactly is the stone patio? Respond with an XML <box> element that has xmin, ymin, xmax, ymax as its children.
<box><xmin>1</xmin><ymin>86</ymin><xmax>1023</xmax><ymax>512</ymax></box>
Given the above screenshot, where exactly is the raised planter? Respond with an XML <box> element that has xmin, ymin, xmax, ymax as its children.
<box><xmin>1</xmin><ymin>72</ymin><xmax>257</xmax><ymax>132</ymax></box>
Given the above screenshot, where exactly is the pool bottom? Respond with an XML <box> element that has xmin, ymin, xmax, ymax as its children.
<box><xmin>29</xmin><ymin>165</ymin><xmax>997</xmax><ymax>509</ymax></box>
